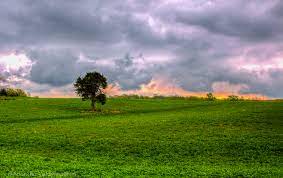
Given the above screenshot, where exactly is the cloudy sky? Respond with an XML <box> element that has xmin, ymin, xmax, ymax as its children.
<box><xmin>0</xmin><ymin>0</ymin><xmax>282</xmax><ymax>98</ymax></box>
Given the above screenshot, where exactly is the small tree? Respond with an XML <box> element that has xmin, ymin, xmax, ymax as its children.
<box><xmin>228</xmin><ymin>95</ymin><xmax>239</xmax><ymax>101</ymax></box>
<box><xmin>74</xmin><ymin>72</ymin><xmax>108</xmax><ymax>111</ymax></box>
<box><xmin>206</xmin><ymin>92</ymin><xmax>216</xmax><ymax>101</ymax></box>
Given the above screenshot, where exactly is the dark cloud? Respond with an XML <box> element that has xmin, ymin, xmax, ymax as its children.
<box><xmin>27</xmin><ymin>50</ymin><xmax>155</xmax><ymax>90</ymax></box>
<box><xmin>0</xmin><ymin>0</ymin><xmax>282</xmax><ymax>97</ymax></box>
<box><xmin>172</xmin><ymin>0</ymin><xmax>283</xmax><ymax>42</ymax></box>
<box><xmin>28</xmin><ymin>50</ymin><xmax>78</xmax><ymax>86</ymax></box>
<box><xmin>271</xmin><ymin>0</ymin><xmax>283</xmax><ymax>18</ymax></box>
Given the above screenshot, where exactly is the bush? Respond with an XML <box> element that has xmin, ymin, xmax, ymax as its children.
<box><xmin>186</xmin><ymin>96</ymin><xmax>206</xmax><ymax>100</ymax></box>
<box><xmin>15</xmin><ymin>88</ymin><xmax>28</xmax><ymax>97</ymax></box>
<box><xmin>0</xmin><ymin>88</ymin><xmax>28</xmax><ymax>97</ymax></box>
<box><xmin>228</xmin><ymin>95</ymin><xmax>240</xmax><ymax>101</ymax></box>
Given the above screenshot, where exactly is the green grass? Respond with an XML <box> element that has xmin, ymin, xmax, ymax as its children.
<box><xmin>0</xmin><ymin>98</ymin><xmax>282</xmax><ymax>177</ymax></box>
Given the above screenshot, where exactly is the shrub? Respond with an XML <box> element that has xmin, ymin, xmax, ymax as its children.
<box><xmin>0</xmin><ymin>88</ymin><xmax>28</xmax><ymax>97</ymax></box>
<box><xmin>15</xmin><ymin>88</ymin><xmax>28</xmax><ymax>97</ymax></box>
<box><xmin>153</xmin><ymin>95</ymin><xmax>166</xmax><ymax>99</ymax></box>
<box><xmin>186</xmin><ymin>96</ymin><xmax>205</xmax><ymax>100</ymax></box>
<box><xmin>228</xmin><ymin>95</ymin><xmax>240</xmax><ymax>101</ymax></box>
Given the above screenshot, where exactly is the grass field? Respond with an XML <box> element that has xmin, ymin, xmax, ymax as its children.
<box><xmin>0</xmin><ymin>97</ymin><xmax>282</xmax><ymax>176</ymax></box>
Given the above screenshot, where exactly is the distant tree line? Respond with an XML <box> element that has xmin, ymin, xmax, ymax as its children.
<box><xmin>111</xmin><ymin>94</ymin><xmax>207</xmax><ymax>100</ymax></box>
<box><xmin>0</xmin><ymin>88</ymin><xmax>29</xmax><ymax>97</ymax></box>
<box><xmin>111</xmin><ymin>93</ymin><xmax>243</xmax><ymax>101</ymax></box>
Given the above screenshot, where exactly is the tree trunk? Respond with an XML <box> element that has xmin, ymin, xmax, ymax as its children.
<box><xmin>91</xmin><ymin>98</ymin><xmax>96</xmax><ymax>111</ymax></box>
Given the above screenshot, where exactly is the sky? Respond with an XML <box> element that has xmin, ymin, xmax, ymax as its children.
<box><xmin>0</xmin><ymin>0</ymin><xmax>282</xmax><ymax>98</ymax></box>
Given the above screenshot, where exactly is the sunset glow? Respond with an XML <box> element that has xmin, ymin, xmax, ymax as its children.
<box><xmin>104</xmin><ymin>78</ymin><xmax>268</xmax><ymax>100</ymax></box>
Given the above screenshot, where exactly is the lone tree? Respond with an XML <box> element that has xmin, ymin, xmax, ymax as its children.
<box><xmin>206</xmin><ymin>92</ymin><xmax>216</xmax><ymax>101</ymax></box>
<box><xmin>74</xmin><ymin>72</ymin><xmax>108</xmax><ymax>111</ymax></box>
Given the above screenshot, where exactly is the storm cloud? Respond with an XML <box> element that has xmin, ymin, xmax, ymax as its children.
<box><xmin>0</xmin><ymin>0</ymin><xmax>282</xmax><ymax>98</ymax></box>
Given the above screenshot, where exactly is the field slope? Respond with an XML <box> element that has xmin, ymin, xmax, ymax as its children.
<box><xmin>0</xmin><ymin>98</ymin><xmax>282</xmax><ymax>176</ymax></box>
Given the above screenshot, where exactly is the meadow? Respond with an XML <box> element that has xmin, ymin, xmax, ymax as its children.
<box><xmin>0</xmin><ymin>97</ymin><xmax>282</xmax><ymax>176</ymax></box>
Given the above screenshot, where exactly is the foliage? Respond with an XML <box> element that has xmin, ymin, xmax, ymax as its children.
<box><xmin>0</xmin><ymin>98</ymin><xmax>281</xmax><ymax>176</ymax></box>
<box><xmin>16</xmin><ymin>88</ymin><xmax>28</xmax><ymax>97</ymax></box>
<box><xmin>112</xmin><ymin>94</ymin><xmax>151</xmax><ymax>99</ymax></box>
<box><xmin>111</xmin><ymin>94</ymin><xmax>206</xmax><ymax>100</ymax></box>
<box><xmin>6</xmin><ymin>88</ymin><xmax>18</xmax><ymax>97</ymax></box>
<box><xmin>74</xmin><ymin>72</ymin><xmax>108</xmax><ymax>110</ymax></box>
<box><xmin>0</xmin><ymin>88</ymin><xmax>7</xmax><ymax>96</ymax></box>
<box><xmin>228</xmin><ymin>95</ymin><xmax>240</xmax><ymax>101</ymax></box>
<box><xmin>0</xmin><ymin>88</ymin><xmax>28</xmax><ymax>97</ymax></box>
<box><xmin>206</xmin><ymin>92</ymin><xmax>216</xmax><ymax>101</ymax></box>
<box><xmin>186</xmin><ymin>96</ymin><xmax>205</xmax><ymax>100</ymax></box>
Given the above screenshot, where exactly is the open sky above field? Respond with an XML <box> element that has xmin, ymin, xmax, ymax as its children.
<box><xmin>0</xmin><ymin>0</ymin><xmax>283</xmax><ymax>98</ymax></box>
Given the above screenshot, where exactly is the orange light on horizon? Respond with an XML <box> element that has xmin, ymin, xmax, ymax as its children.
<box><xmin>104</xmin><ymin>78</ymin><xmax>269</xmax><ymax>100</ymax></box>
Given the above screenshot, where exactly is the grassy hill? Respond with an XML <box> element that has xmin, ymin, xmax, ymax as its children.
<box><xmin>0</xmin><ymin>98</ymin><xmax>282</xmax><ymax>176</ymax></box>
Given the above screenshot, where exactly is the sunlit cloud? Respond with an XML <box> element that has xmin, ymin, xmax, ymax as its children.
<box><xmin>0</xmin><ymin>53</ymin><xmax>34</xmax><ymax>76</ymax></box>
